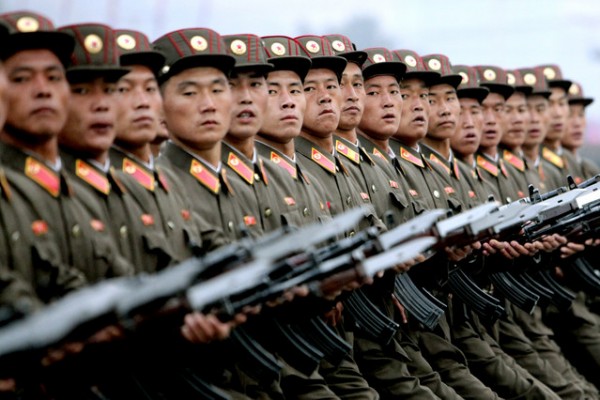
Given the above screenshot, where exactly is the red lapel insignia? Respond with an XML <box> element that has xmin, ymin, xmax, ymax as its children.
<box><xmin>189</xmin><ymin>159</ymin><xmax>220</xmax><ymax>194</ymax></box>
<box><xmin>389</xmin><ymin>180</ymin><xmax>399</xmax><ymax>188</ymax></box>
<box><xmin>372</xmin><ymin>147</ymin><xmax>386</xmax><ymax>160</ymax></box>
<box><xmin>311</xmin><ymin>148</ymin><xmax>336</xmax><ymax>174</ymax></box>
<box><xmin>284</xmin><ymin>197</ymin><xmax>296</xmax><ymax>206</ymax></box>
<box><xmin>90</xmin><ymin>219</ymin><xmax>105</xmax><ymax>232</ymax></box>
<box><xmin>476</xmin><ymin>155</ymin><xmax>499</xmax><ymax>176</ymax></box>
<box><xmin>271</xmin><ymin>151</ymin><xmax>297</xmax><ymax>179</ymax></box>
<box><xmin>141</xmin><ymin>214</ymin><xmax>154</xmax><ymax>226</ymax></box>
<box><xmin>360</xmin><ymin>192</ymin><xmax>370</xmax><ymax>201</ymax></box>
<box><xmin>400</xmin><ymin>147</ymin><xmax>424</xmax><ymax>168</ymax></box>
<box><xmin>181</xmin><ymin>209</ymin><xmax>191</xmax><ymax>221</ymax></box>
<box><xmin>75</xmin><ymin>160</ymin><xmax>110</xmax><ymax>195</ymax></box>
<box><xmin>336</xmin><ymin>140</ymin><xmax>360</xmax><ymax>164</ymax></box>
<box><xmin>468</xmin><ymin>190</ymin><xmax>476</xmax><ymax>198</ymax></box>
<box><xmin>429</xmin><ymin>153</ymin><xmax>451</xmax><ymax>175</ymax></box>
<box><xmin>542</xmin><ymin>147</ymin><xmax>564</xmax><ymax>169</ymax></box>
<box><xmin>227</xmin><ymin>152</ymin><xmax>254</xmax><ymax>184</ymax></box>
<box><xmin>502</xmin><ymin>150</ymin><xmax>525</xmax><ymax>172</ymax></box>
<box><xmin>25</xmin><ymin>157</ymin><xmax>60</xmax><ymax>197</ymax></box>
<box><xmin>409</xmin><ymin>189</ymin><xmax>418</xmax><ymax>197</ymax></box>
<box><xmin>122</xmin><ymin>158</ymin><xmax>155</xmax><ymax>191</ymax></box>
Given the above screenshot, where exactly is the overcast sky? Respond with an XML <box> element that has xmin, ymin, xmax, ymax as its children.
<box><xmin>3</xmin><ymin>0</ymin><xmax>600</xmax><ymax>146</ymax></box>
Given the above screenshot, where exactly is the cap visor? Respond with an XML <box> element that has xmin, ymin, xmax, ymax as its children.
<box><xmin>120</xmin><ymin>52</ymin><xmax>166</xmax><ymax>76</ymax></box>
<box><xmin>1</xmin><ymin>31</ymin><xmax>75</xmax><ymax>66</ymax></box>
<box><xmin>432</xmin><ymin>74</ymin><xmax>463</xmax><ymax>89</ymax></box>
<box><xmin>339</xmin><ymin>51</ymin><xmax>368</xmax><ymax>67</ymax></box>
<box><xmin>569</xmin><ymin>98</ymin><xmax>594</xmax><ymax>107</ymax></box>
<box><xmin>457</xmin><ymin>87</ymin><xmax>489</xmax><ymax>104</ymax></box>
<box><xmin>362</xmin><ymin>62</ymin><xmax>406</xmax><ymax>82</ymax></box>
<box><xmin>160</xmin><ymin>54</ymin><xmax>235</xmax><ymax>84</ymax></box>
<box><xmin>402</xmin><ymin>71</ymin><xmax>440</xmax><ymax>86</ymax></box>
<box><xmin>481</xmin><ymin>83</ymin><xmax>514</xmax><ymax>100</ymax></box>
<box><xmin>309</xmin><ymin>56</ymin><xmax>347</xmax><ymax>81</ymax></box>
<box><xmin>269</xmin><ymin>57</ymin><xmax>311</xmax><ymax>81</ymax></box>
<box><xmin>548</xmin><ymin>80</ymin><xmax>572</xmax><ymax>93</ymax></box>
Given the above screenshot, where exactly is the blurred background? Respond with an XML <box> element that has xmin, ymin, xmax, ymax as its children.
<box><xmin>2</xmin><ymin>0</ymin><xmax>600</xmax><ymax>161</ymax></box>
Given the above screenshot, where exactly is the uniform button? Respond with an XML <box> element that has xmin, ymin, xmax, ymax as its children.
<box><xmin>506</xmin><ymin>197</ymin><xmax>512</xmax><ymax>203</ymax></box>
<box><xmin>349</xmin><ymin>230</ymin><xmax>355</xmax><ymax>237</ymax></box>
<box><xmin>433</xmin><ymin>190</ymin><xmax>440</xmax><ymax>198</ymax></box>
<box><xmin>264</xmin><ymin>208</ymin><xmax>272</xmax><ymax>218</ymax></box>
<box><xmin>346</xmin><ymin>196</ymin><xmax>352</xmax><ymax>205</ymax></box>
<box><xmin>120</xmin><ymin>226</ymin><xmax>127</xmax><ymax>238</ymax></box>
<box><xmin>302</xmin><ymin>207</ymin><xmax>309</xmax><ymax>217</ymax></box>
<box><xmin>167</xmin><ymin>221</ymin><xmax>175</xmax><ymax>230</ymax></box>
<box><xmin>11</xmin><ymin>231</ymin><xmax>19</xmax><ymax>242</ymax></box>
<box><xmin>228</xmin><ymin>221</ymin><xmax>234</xmax><ymax>231</ymax></box>
<box><xmin>254</xmin><ymin>173</ymin><xmax>261</xmax><ymax>181</ymax></box>
<box><xmin>335</xmin><ymin>166</ymin><xmax>340</xmax><ymax>172</ymax></box>
<box><xmin>72</xmin><ymin>224</ymin><xmax>81</xmax><ymax>237</ymax></box>
<box><xmin>371</xmin><ymin>184</ymin><xmax>377</xmax><ymax>192</ymax></box>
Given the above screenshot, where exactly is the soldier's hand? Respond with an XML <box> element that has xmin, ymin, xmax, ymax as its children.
<box><xmin>560</xmin><ymin>241</ymin><xmax>586</xmax><ymax>259</ymax></box>
<box><xmin>323</xmin><ymin>301</ymin><xmax>343</xmax><ymax>327</ymax></box>
<box><xmin>0</xmin><ymin>378</ymin><xmax>15</xmax><ymax>392</ymax></box>
<box><xmin>393</xmin><ymin>253</ymin><xmax>427</xmax><ymax>273</ymax></box>
<box><xmin>538</xmin><ymin>234</ymin><xmax>567</xmax><ymax>252</ymax></box>
<box><xmin>181</xmin><ymin>312</ymin><xmax>233</xmax><ymax>344</ymax></box>
<box><xmin>445</xmin><ymin>244</ymin><xmax>474</xmax><ymax>262</ymax></box>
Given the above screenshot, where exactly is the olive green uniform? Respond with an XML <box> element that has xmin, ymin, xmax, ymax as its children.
<box><xmin>110</xmin><ymin>147</ymin><xmax>207</xmax><ymax>262</ymax></box>
<box><xmin>0</xmin><ymin>143</ymin><xmax>132</xmax><ymax>284</ymax></box>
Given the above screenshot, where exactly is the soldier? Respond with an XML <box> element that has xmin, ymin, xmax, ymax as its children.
<box><xmin>54</xmin><ymin>23</ymin><xmax>162</xmax><ymax>277</ymax></box>
<box><xmin>450</xmin><ymin>64</ymin><xmax>498</xmax><ymax>201</ymax></box>
<box><xmin>352</xmin><ymin>46</ymin><xmax>456</xmax><ymax>400</ymax></box>
<box><xmin>293</xmin><ymin>34</ymin><xmax>381</xmax><ymax>399</ymax></box>
<box><xmin>257</xmin><ymin>35</ymin><xmax>331</xmax><ymax>226</ymax></box>
<box><xmin>388</xmin><ymin>49</ymin><xmax>500</xmax><ymax>400</ymax></box>
<box><xmin>111</xmin><ymin>28</ymin><xmax>212</xmax><ymax>261</ymax></box>
<box><xmin>536</xmin><ymin>64</ymin><xmax>583</xmax><ymax>186</ymax></box>
<box><xmin>473</xmin><ymin>65</ymin><xmax>522</xmax><ymax>204</ymax></box>
<box><xmin>153</xmin><ymin>27</ymin><xmax>251</xmax><ymax>243</ymax></box>
<box><xmin>563</xmin><ymin>80</ymin><xmax>599</xmax><ymax>178</ymax></box>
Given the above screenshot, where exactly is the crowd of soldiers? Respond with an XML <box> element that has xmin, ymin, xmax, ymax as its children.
<box><xmin>1</xmin><ymin>8</ymin><xmax>600</xmax><ymax>400</ymax></box>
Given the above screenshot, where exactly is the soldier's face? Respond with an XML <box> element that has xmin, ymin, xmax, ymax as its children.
<box><xmin>2</xmin><ymin>49</ymin><xmax>69</xmax><ymax>142</ymax></box>
<box><xmin>259</xmin><ymin>70</ymin><xmax>305</xmax><ymax>144</ymax></box>
<box><xmin>115</xmin><ymin>65</ymin><xmax>163</xmax><ymax>149</ymax></box>
<box><xmin>479</xmin><ymin>92</ymin><xmax>505</xmax><ymax>149</ymax></box>
<box><xmin>394</xmin><ymin>78</ymin><xmax>429</xmax><ymax>145</ymax></box>
<box><xmin>60</xmin><ymin>77</ymin><xmax>118</xmax><ymax>160</ymax></box>
<box><xmin>451</xmin><ymin>97</ymin><xmax>483</xmax><ymax>157</ymax></box>
<box><xmin>563</xmin><ymin>103</ymin><xmax>586</xmax><ymax>150</ymax></box>
<box><xmin>546</xmin><ymin>87</ymin><xmax>569</xmax><ymax>143</ymax></box>
<box><xmin>501</xmin><ymin>92</ymin><xmax>528</xmax><ymax>150</ymax></box>
<box><xmin>358</xmin><ymin>75</ymin><xmax>401</xmax><ymax>141</ymax></box>
<box><xmin>338</xmin><ymin>62</ymin><xmax>365</xmax><ymax>131</ymax></box>
<box><xmin>228</xmin><ymin>70</ymin><xmax>268</xmax><ymax>141</ymax></box>
<box><xmin>161</xmin><ymin>67</ymin><xmax>231</xmax><ymax>151</ymax></box>
<box><xmin>524</xmin><ymin>95</ymin><xmax>549</xmax><ymax>148</ymax></box>
<box><xmin>301</xmin><ymin>68</ymin><xmax>342</xmax><ymax>138</ymax></box>
<box><xmin>427</xmin><ymin>83</ymin><xmax>459</xmax><ymax>141</ymax></box>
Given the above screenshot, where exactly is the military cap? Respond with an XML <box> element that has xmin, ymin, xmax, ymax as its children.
<box><xmin>115</xmin><ymin>29</ymin><xmax>166</xmax><ymax>77</ymax></box>
<box><xmin>391</xmin><ymin>49</ymin><xmax>440</xmax><ymax>86</ymax></box>
<box><xmin>152</xmin><ymin>27</ymin><xmax>235</xmax><ymax>84</ymax></box>
<box><xmin>515</xmin><ymin>67</ymin><xmax>551</xmax><ymax>98</ymax></box>
<box><xmin>57</xmin><ymin>23</ymin><xmax>129</xmax><ymax>84</ymax></box>
<box><xmin>422</xmin><ymin>54</ymin><xmax>462</xmax><ymax>89</ymax></box>
<box><xmin>453</xmin><ymin>65</ymin><xmax>489</xmax><ymax>103</ymax></box>
<box><xmin>567</xmin><ymin>80</ymin><xmax>593</xmax><ymax>107</ymax></box>
<box><xmin>222</xmin><ymin>33</ymin><xmax>273</xmax><ymax>75</ymax></box>
<box><xmin>474</xmin><ymin>65</ymin><xmax>514</xmax><ymax>100</ymax></box>
<box><xmin>294</xmin><ymin>35</ymin><xmax>347</xmax><ymax>80</ymax></box>
<box><xmin>506</xmin><ymin>69</ymin><xmax>533</xmax><ymax>96</ymax></box>
<box><xmin>0</xmin><ymin>11</ymin><xmax>75</xmax><ymax>66</ymax></box>
<box><xmin>261</xmin><ymin>35</ymin><xmax>311</xmax><ymax>80</ymax></box>
<box><xmin>360</xmin><ymin>47</ymin><xmax>405</xmax><ymax>81</ymax></box>
<box><xmin>535</xmin><ymin>64</ymin><xmax>572</xmax><ymax>93</ymax></box>
<box><xmin>322</xmin><ymin>34</ymin><xmax>367</xmax><ymax>66</ymax></box>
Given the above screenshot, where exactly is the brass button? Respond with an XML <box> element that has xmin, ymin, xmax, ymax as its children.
<box><xmin>506</xmin><ymin>197</ymin><xmax>512</xmax><ymax>203</ymax></box>
<box><xmin>264</xmin><ymin>208</ymin><xmax>272</xmax><ymax>217</ymax></box>
<box><xmin>349</xmin><ymin>230</ymin><xmax>355</xmax><ymax>237</ymax></box>
<box><xmin>302</xmin><ymin>207</ymin><xmax>309</xmax><ymax>217</ymax></box>
<box><xmin>254</xmin><ymin>173</ymin><xmax>261</xmax><ymax>181</ymax></box>
<box><xmin>119</xmin><ymin>226</ymin><xmax>128</xmax><ymax>238</ymax></box>
<box><xmin>346</xmin><ymin>196</ymin><xmax>352</xmax><ymax>205</ymax></box>
<box><xmin>371</xmin><ymin>184</ymin><xmax>377</xmax><ymax>192</ymax></box>
<box><xmin>72</xmin><ymin>224</ymin><xmax>81</xmax><ymax>237</ymax></box>
<box><xmin>167</xmin><ymin>221</ymin><xmax>175</xmax><ymax>230</ymax></box>
<box><xmin>228</xmin><ymin>221</ymin><xmax>234</xmax><ymax>231</ymax></box>
<box><xmin>335</xmin><ymin>166</ymin><xmax>340</xmax><ymax>172</ymax></box>
<box><xmin>433</xmin><ymin>190</ymin><xmax>440</xmax><ymax>198</ymax></box>
<box><xmin>11</xmin><ymin>231</ymin><xmax>19</xmax><ymax>242</ymax></box>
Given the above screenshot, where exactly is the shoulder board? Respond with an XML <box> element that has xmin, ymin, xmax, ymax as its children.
<box><xmin>270</xmin><ymin>151</ymin><xmax>297</xmax><ymax>179</ymax></box>
<box><xmin>502</xmin><ymin>150</ymin><xmax>525</xmax><ymax>172</ymax></box>
<box><xmin>227</xmin><ymin>152</ymin><xmax>254</xmax><ymax>184</ymax></box>
<box><xmin>25</xmin><ymin>157</ymin><xmax>60</xmax><ymax>197</ymax></box>
<box><xmin>476</xmin><ymin>155</ymin><xmax>499</xmax><ymax>176</ymax></box>
<box><xmin>542</xmin><ymin>147</ymin><xmax>564</xmax><ymax>169</ymax></box>
<box><xmin>400</xmin><ymin>147</ymin><xmax>424</xmax><ymax>168</ymax></box>
<box><xmin>311</xmin><ymin>148</ymin><xmax>336</xmax><ymax>174</ymax></box>
<box><xmin>335</xmin><ymin>140</ymin><xmax>360</xmax><ymax>164</ymax></box>
<box><xmin>189</xmin><ymin>159</ymin><xmax>220</xmax><ymax>194</ymax></box>
<box><xmin>75</xmin><ymin>160</ymin><xmax>110</xmax><ymax>195</ymax></box>
<box><xmin>123</xmin><ymin>158</ymin><xmax>155</xmax><ymax>191</ymax></box>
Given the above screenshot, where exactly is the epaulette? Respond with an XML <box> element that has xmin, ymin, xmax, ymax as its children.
<box><xmin>227</xmin><ymin>152</ymin><xmax>254</xmax><ymax>184</ymax></box>
<box><xmin>335</xmin><ymin>140</ymin><xmax>360</xmax><ymax>164</ymax></box>
<box><xmin>189</xmin><ymin>159</ymin><xmax>220</xmax><ymax>194</ymax></box>
<box><xmin>25</xmin><ymin>157</ymin><xmax>60</xmax><ymax>197</ymax></box>
<box><xmin>123</xmin><ymin>157</ymin><xmax>155</xmax><ymax>191</ymax></box>
<box><xmin>311</xmin><ymin>148</ymin><xmax>336</xmax><ymax>174</ymax></box>
<box><xmin>75</xmin><ymin>160</ymin><xmax>110</xmax><ymax>195</ymax></box>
